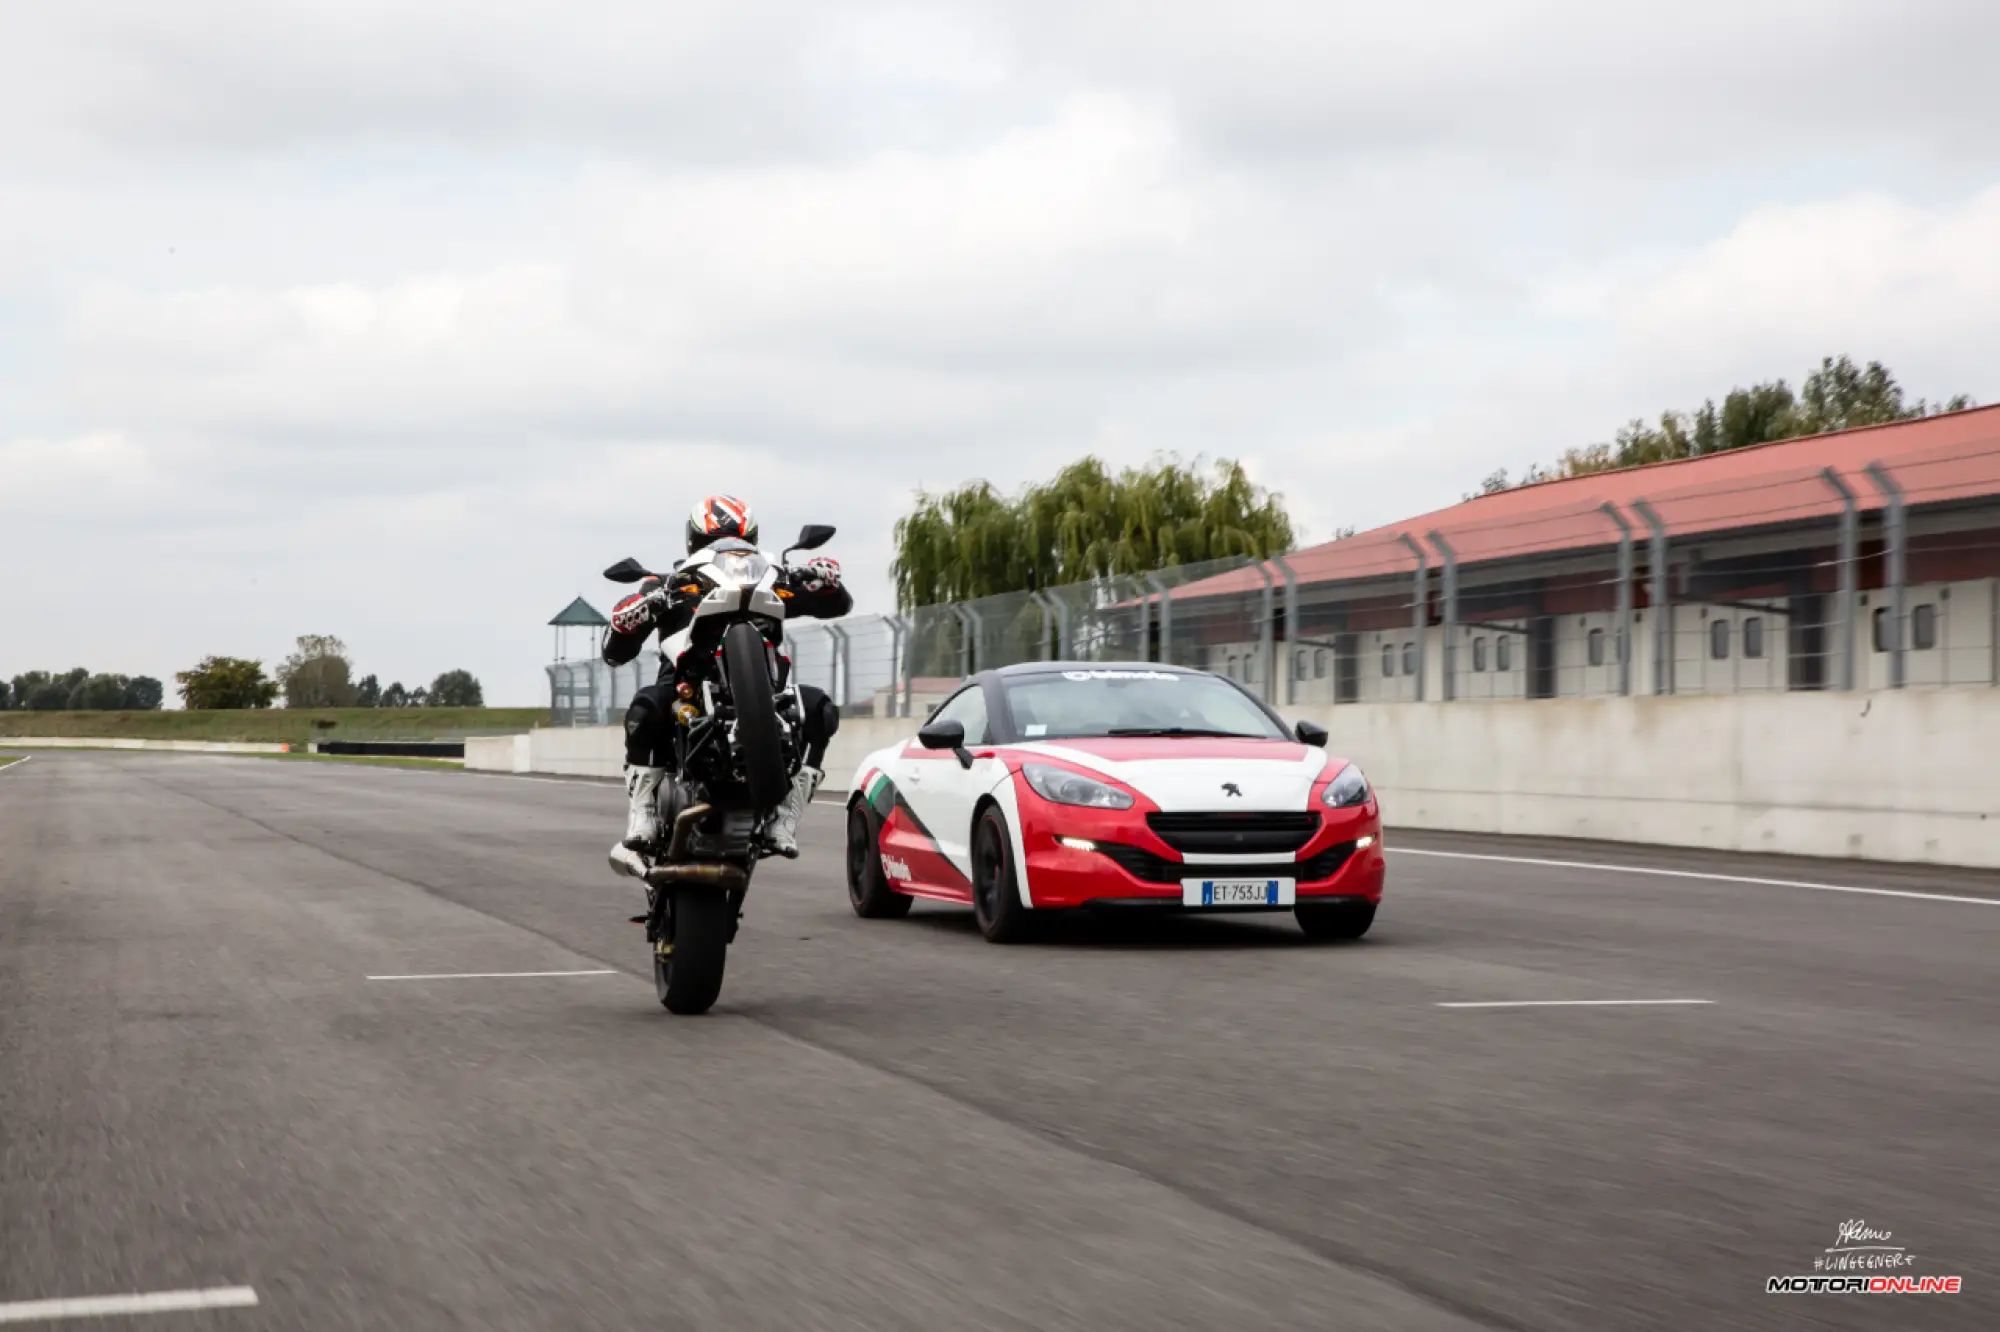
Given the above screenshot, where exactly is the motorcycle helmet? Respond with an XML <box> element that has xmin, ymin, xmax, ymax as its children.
<box><xmin>685</xmin><ymin>494</ymin><xmax>759</xmax><ymax>554</ymax></box>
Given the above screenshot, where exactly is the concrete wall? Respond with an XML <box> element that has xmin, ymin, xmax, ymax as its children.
<box><xmin>468</xmin><ymin>689</ymin><xmax>2000</xmax><ymax>870</ymax></box>
<box><xmin>475</xmin><ymin>717</ymin><xmax>917</xmax><ymax>784</ymax></box>
<box><xmin>1310</xmin><ymin>689</ymin><xmax>2000</xmax><ymax>869</ymax></box>
<box><xmin>465</xmin><ymin>734</ymin><xmax>532</xmax><ymax>773</ymax></box>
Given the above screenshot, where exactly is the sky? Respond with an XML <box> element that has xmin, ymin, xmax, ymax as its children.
<box><xmin>5</xmin><ymin>0</ymin><xmax>1999</xmax><ymax>706</ymax></box>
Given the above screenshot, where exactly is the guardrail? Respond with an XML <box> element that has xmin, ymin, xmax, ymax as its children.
<box><xmin>546</xmin><ymin>446</ymin><xmax>2000</xmax><ymax>726</ymax></box>
<box><xmin>311</xmin><ymin>741</ymin><xmax>466</xmax><ymax>758</ymax></box>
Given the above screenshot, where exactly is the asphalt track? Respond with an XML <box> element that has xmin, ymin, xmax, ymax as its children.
<box><xmin>2</xmin><ymin>750</ymin><xmax>1995</xmax><ymax>1331</ymax></box>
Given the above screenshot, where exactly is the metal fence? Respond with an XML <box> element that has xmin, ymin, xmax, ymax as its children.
<box><xmin>549</xmin><ymin>445</ymin><xmax>2000</xmax><ymax>724</ymax></box>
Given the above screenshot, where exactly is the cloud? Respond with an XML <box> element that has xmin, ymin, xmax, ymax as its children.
<box><xmin>1317</xmin><ymin>186</ymin><xmax>2000</xmax><ymax>502</ymax></box>
<box><xmin>51</xmin><ymin>93</ymin><xmax>1366</xmax><ymax>463</ymax></box>
<box><xmin>1616</xmin><ymin>188</ymin><xmax>2000</xmax><ymax>385</ymax></box>
<box><xmin>3</xmin><ymin>0</ymin><xmax>1998</xmax><ymax>706</ymax></box>
<box><xmin>0</xmin><ymin>433</ymin><xmax>155</xmax><ymax>513</ymax></box>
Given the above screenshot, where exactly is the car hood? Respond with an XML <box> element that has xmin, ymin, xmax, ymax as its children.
<box><xmin>1004</xmin><ymin>737</ymin><xmax>1336</xmax><ymax>812</ymax></box>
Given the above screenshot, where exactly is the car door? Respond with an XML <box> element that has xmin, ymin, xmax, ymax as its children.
<box><xmin>883</xmin><ymin>683</ymin><xmax>1001</xmax><ymax>892</ymax></box>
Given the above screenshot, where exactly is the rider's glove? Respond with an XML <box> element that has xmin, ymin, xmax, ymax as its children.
<box><xmin>611</xmin><ymin>578</ymin><xmax>672</xmax><ymax>636</ymax></box>
<box><xmin>800</xmin><ymin>557</ymin><xmax>842</xmax><ymax>593</ymax></box>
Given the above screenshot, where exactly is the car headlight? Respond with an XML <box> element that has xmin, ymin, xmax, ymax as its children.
<box><xmin>1323</xmin><ymin>763</ymin><xmax>1370</xmax><ymax>808</ymax></box>
<box><xmin>1021</xmin><ymin>763</ymin><xmax>1134</xmax><ymax>810</ymax></box>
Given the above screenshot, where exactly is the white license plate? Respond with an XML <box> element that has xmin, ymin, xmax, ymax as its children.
<box><xmin>1181</xmin><ymin>878</ymin><xmax>1296</xmax><ymax>907</ymax></box>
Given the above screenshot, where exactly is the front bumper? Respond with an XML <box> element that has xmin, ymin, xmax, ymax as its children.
<box><xmin>1019</xmin><ymin>807</ymin><xmax>1386</xmax><ymax>910</ymax></box>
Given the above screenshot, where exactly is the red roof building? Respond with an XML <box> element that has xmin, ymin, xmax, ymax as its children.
<box><xmin>1158</xmin><ymin>406</ymin><xmax>2000</xmax><ymax>703</ymax></box>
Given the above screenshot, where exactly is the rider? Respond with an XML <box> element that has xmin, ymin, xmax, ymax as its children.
<box><xmin>603</xmin><ymin>495</ymin><xmax>850</xmax><ymax>876</ymax></box>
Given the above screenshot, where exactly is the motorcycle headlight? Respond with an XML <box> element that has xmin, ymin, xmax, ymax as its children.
<box><xmin>1323</xmin><ymin>763</ymin><xmax>1370</xmax><ymax>808</ymax></box>
<box><xmin>712</xmin><ymin>550</ymin><xmax>771</xmax><ymax>583</ymax></box>
<box><xmin>1021</xmin><ymin>763</ymin><xmax>1134</xmax><ymax>810</ymax></box>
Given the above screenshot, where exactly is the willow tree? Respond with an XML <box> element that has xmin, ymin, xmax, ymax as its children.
<box><xmin>891</xmin><ymin>456</ymin><xmax>1294</xmax><ymax>609</ymax></box>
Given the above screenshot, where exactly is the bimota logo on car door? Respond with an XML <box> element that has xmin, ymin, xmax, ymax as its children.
<box><xmin>880</xmin><ymin>855</ymin><xmax>913</xmax><ymax>883</ymax></box>
<box><xmin>1766</xmin><ymin>1219</ymin><xmax>1962</xmax><ymax>1296</ymax></box>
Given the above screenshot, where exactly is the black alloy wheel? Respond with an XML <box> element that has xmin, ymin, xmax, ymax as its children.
<box><xmin>847</xmin><ymin>803</ymin><xmax>912</xmax><ymax>919</ymax></box>
<box><xmin>970</xmin><ymin>808</ymin><xmax>1036</xmax><ymax>944</ymax></box>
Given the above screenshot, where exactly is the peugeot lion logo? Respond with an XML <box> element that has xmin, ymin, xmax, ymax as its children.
<box><xmin>1221</xmin><ymin>782</ymin><xmax>1242</xmax><ymax>798</ymax></box>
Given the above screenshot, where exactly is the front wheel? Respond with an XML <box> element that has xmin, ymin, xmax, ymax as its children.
<box><xmin>971</xmin><ymin>808</ymin><xmax>1036</xmax><ymax>944</ymax></box>
<box><xmin>1294</xmin><ymin>900</ymin><xmax>1376</xmax><ymax>942</ymax></box>
<box><xmin>656</xmin><ymin>888</ymin><xmax>733</xmax><ymax>1014</ymax></box>
<box><xmin>847</xmin><ymin>804</ymin><xmax>912</xmax><ymax>919</ymax></box>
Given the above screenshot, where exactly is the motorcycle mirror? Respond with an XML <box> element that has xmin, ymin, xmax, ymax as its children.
<box><xmin>785</xmin><ymin>524</ymin><xmax>836</xmax><ymax>557</ymax></box>
<box><xmin>604</xmin><ymin>557</ymin><xmax>654</xmax><ymax>583</ymax></box>
<box><xmin>1293</xmin><ymin>720</ymin><xmax>1328</xmax><ymax>748</ymax></box>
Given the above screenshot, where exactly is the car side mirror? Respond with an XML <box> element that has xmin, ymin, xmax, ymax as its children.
<box><xmin>1294</xmin><ymin>720</ymin><xmax>1328</xmax><ymax>748</ymax></box>
<box><xmin>917</xmin><ymin>717</ymin><xmax>975</xmax><ymax>768</ymax></box>
<box><xmin>604</xmin><ymin>557</ymin><xmax>653</xmax><ymax>583</ymax></box>
<box><xmin>918</xmin><ymin>717</ymin><xmax>964</xmax><ymax>751</ymax></box>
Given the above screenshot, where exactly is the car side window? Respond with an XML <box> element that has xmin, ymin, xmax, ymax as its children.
<box><xmin>930</xmin><ymin>686</ymin><xmax>989</xmax><ymax>746</ymax></box>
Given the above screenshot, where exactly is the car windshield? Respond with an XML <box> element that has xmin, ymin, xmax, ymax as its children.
<box><xmin>1000</xmin><ymin>669</ymin><xmax>1286</xmax><ymax>741</ymax></box>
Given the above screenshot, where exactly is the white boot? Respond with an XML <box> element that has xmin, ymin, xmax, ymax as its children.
<box><xmin>765</xmin><ymin>765</ymin><xmax>822</xmax><ymax>859</ymax></box>
<box><xmin>608</xmin><ymin>765</ymin><xmax>667</xmax><ymax>878</ymax></box>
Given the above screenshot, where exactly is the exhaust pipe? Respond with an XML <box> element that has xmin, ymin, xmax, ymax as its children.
<box><xmin>644</xmin><ymin>861</ymin><xmax>748</xmax><ymax>888</ymax></box>
<box><xmin>665</xmin><ymin>802</ymin><xmax>711</xmax><ymax>861</ymax></box>
<box><xmin>608</xmin><ymin>802</ymin><xmax>711</xmax><ymax>880</ymax></box>
<box><xmin>641</xmin><ymin>801</ymin><xmax>747</xmax><ymax>887</ymax></box>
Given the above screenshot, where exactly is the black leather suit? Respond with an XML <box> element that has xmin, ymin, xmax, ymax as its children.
<box><xmin>602</xmin><ymin>564</ymin><xmax>852</xmax><ymax>771</ymax></box>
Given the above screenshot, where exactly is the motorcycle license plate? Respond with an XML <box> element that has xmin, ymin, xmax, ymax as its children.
<box><xmin>1182</xmin><ymin>878</ymin><xmax>1294</xmax><ymax>907</ymax></box>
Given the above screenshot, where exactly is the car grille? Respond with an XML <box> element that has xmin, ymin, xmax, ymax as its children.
<box><xmin>1096</xmin><ymin>840</ymin><xmax>1357</xmax><ymax>886</ymax></box>
<box><xmin>1144</xmin><ymin>810</ymin><xmax>1322</xmax><ymax>855</ymax></box>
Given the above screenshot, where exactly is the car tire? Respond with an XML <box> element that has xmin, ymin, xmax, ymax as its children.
<box><xmin>847</xmin><ymin>803</ymin><xmax>912</xmax><ymax>920</ymax></box>
<box><xmin>1294</xmin><ymin>900</ymin><xmax>1376</xmax><ymax>941</ymax></box>
<box><xmin>971</xmin><ymin>807</ymin><xmax>1036</xmax><ymax>944</ymax></box>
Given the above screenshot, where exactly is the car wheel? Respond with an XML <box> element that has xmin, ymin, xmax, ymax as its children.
<box><xmin>1295</xmin><ymin>900</ymin><xmax>1376</xmax><ymax>941</ymax></box>
<box><xmin>847</xmin><ymin>803</ymin><xmax>913</xmax><ymax>919</ymax></box>
<box><xmin>971</xmin><ymin>807</ymin><xmax>1036</xmax><ymax>944</ymax></box>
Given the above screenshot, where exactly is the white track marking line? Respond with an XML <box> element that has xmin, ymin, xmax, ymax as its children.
<box><xmin>1437</xmin><ymin>998</ymin><xmax>1715</xmax><ymax>1009</ymax></box>
<box><xmin>1388</xmin><ymin>846</ymin><xmax>2000</xmax><ymax>907</ymax></box>
<box><xmin>366</xmin><ymin>969</ymin><xmax>617</xmax><ymax>982</ymax></box>
<box><xmin>0</xmin><ymin>755</ymin><xmax>31</xmax><ymax>778</ymax></box>
<box><xmin>0</xmin><ymin>1286</ymin><xmax>258</xmax><ymax>1323</ymax></box>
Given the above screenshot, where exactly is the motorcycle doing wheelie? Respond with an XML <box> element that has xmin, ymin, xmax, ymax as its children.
<box><xmin>602</xmin><ymin>523</ymin><xmax>836</xmax><ymax>1015</ymax></box>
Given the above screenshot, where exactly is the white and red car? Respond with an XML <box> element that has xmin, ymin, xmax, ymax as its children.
<box><xmin>843</xmin><ymin>663</ymin><xmax>1385</xmax><ymax>942</ymax></box>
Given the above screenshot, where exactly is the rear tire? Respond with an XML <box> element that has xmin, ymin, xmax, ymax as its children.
<box><xmin>847</xmin><ymin>804</ymin><xmax>912</xmax><ymax>919</ymax></box>
<box><xmin>1295</xmin><ymin>900</ymin><xmax>1376</xmax><ymax>941</ymax></box>
<box><xmin>722</xmin><ymin>622</ymin><xmax>787</xmax><ymax>811</ymax></box>
<box><xmin>657</xmin><ymin>888</ymin><xmax>732</xmax><ymax>1014</ymax></box>
<box><xmin>971</xmin><ymin>808</ymin><xmax>1036</xmax><ymax>944</ymax></box>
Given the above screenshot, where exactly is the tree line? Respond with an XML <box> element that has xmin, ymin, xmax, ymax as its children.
<box><xmin>891</xmin><ymin>456</ymin><xmax>1295</xmax><ymax>609</ymax></box>
<box><xmin>1</xmin><ymin>670</ymin><xmax>165</xmax><ymax>712</ymax></box>
<box><xmin>176</xmin><ymin>637</ymin><xmax>484</xmax><ymax>709</ymax></box>
<box><xmin>1473</xmin><ymin>355</ymin><xmax>1977</xmax><ymax>495</ymax></box>
<box><xmin>5</xmin><ymin>636</ymin><xmax>485</xmax><ymax>711</ymax></box>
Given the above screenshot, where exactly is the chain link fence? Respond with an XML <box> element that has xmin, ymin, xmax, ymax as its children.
<box><xmin>548</xmin><ymin>443</ymin><xmax>2000</xmax><ymax>725</ymax></box>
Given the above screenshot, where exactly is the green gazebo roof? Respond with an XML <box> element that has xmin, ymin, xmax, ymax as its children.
<box><xmin>548</xmin><ymin>596</ymin><xmax>609</xmax><ymax>628</ymax></box>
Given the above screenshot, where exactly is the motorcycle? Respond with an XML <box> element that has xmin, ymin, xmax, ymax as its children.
<box><xmin>602</xmin><ymin>522</ymin><xmax>836</xmax><ymax>1015</ymax></box>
